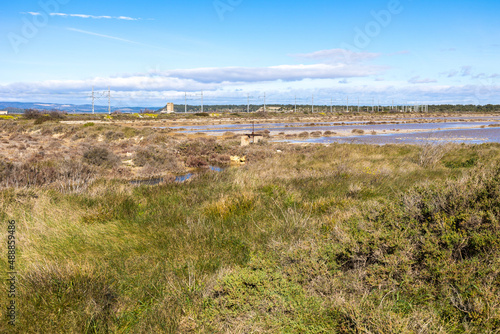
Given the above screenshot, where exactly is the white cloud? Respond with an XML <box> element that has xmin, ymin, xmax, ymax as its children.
<box><xmin>117</xmin><ymin>16</ymin><xmax>136</xmax><ymax>21</ymax></box>
<box><xmin>1</xmin><ymin>64</ymin><xmax>498</xmax><ymax>105</ymax></box>
<box><xmin>446</xmin><ymin>70</ymin><xmax>459</xmax><ymax>78</ymax></box>
<box><xmin>0</xmin><ymin>63</ymin><xmax>385</xmax><ymax>96</ymax></box>
<box><xmin>0</xmin><ymin>76</ymin><xmax>215</xmax><ymax>94</ymax></box>
<box><xmin>161</xmin><ymin>63</ymin><xmax>386</xmax><ymax>83</ymax></box>
<box><xmin>461</xmin><ymin>66</ymin><xmax>472</xmax><ymax>77</ymax></box>
<box><xmin>22</xmin><ymin>12</ymin><xmax>143</xmax><ymax>20</ymax></box>
<box><xmin>408</xmin><ymin>76</ymin><xmax>438</xmax><ymax>84</ymax></box>
<box><xmin>443</xmin><ymin>66</ymin><xmax>495</xmax><ymax>79</ymax></box>
<box><xmin>293</xmin><ymin>48</ymin><xmax>381</xmax><ymax>64</ymax></box>
<box><xmin>2</xmin><ymin>78</ymin><xmax>499</xmax><ymax>106</ymax></box>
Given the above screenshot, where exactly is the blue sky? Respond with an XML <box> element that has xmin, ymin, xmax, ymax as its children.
<box><xmin>1</xmin><ymin>0</ymin><xmax>500</xmax><ymax>107</ymax></box>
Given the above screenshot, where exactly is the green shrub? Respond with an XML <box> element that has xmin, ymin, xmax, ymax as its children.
<box><xmin>34</xmin><ymin>115</ymin><xmax>51</xmax><ymax>124</ymax></box>
<box><xmin>133</xmin><ymin>147</ymin><xmax>180</xmax><ymax>171</ymax></box>
<box><xmin>83</xmin><ymin>147</ymin><xmax>119</xmax><ymax>168</ymax></box>
<box><xmin>105</xmin><ymin>130</ymin><xmax>125</xmax><ymax>141</ymax></box>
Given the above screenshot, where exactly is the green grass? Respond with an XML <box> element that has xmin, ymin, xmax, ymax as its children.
<box><xmin>1</xmin><ymin>143</ymin><xmax>500</xmax><ymax>333</ymax></box>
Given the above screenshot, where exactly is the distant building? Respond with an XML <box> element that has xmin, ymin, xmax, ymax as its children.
<box><xmin>0</xmin><ymin>110</ymin><xmax>8</xmax><ymax>115</ymax></box>
<box><xmin>256</xmin><ymin>106</ymin><xmax>281</xmax><ymax>112</ymax></box>
<box><xmin>161</xmin><ymin>103</ymin><xmax>175</xmax><ymax>113</ymax></box>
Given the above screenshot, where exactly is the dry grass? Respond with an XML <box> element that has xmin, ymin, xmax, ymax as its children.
<box><xmin>419</xmin><ymin>143</ymin><xmax>450</xmax><ymax>167</ymax></box>
<box><xmin>1</xmin><ymin>117</ymin><xmax>500</xmax><ymax>333</ymax></box>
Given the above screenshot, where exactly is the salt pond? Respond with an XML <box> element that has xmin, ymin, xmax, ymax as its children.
<box><xmin>170</xmin><ymin>116</ymin><xmax>500</xmax><ymax>144</ymax></box>
<box><xmin>281</xmin><ymin>127</ymin><xmax>500</xmax><ymax>145</ymax></box>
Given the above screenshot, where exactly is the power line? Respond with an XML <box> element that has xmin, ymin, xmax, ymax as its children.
<box><xmin>108</xmin><ymin>86</ymin><xmax>111</xmax><ymax>114</ymax></box>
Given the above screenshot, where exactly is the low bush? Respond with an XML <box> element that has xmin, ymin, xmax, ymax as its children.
<box><xmin>105</xmin><ymin>131</ymin><xmax>125</xmax><ymax>141</ymax></box>
<box><xmin>83</xmin><ymin>147</ymin><xmax>120</xmax><ymax>168</ymax></box>
<box><xmin>133</xmin><ymin>146</ymin><xmax>181</xmax><ymax>172</ymax></box>
<box><xmin>34</xmin><ymin>115</ymin><xmax>52</xmax><ymax>124</ymax></box>
<box><xmin>24</xmin><ymin>109</ymin><xmax>41</xmax><ymax>119</ymax></box>
<box><xmin>0</xmin><ymin>156</ymin><xmax>95</xmax><ymax>190</ymax></box>
<box><xmin>186</xmin><ymin>156</ymin><xmax>208</xmax><ymax>168</ymax></box>
<box><xmin>48</xmin><ymin>110</ymin><xmax>66</xmax><ymax>120</ymax></box>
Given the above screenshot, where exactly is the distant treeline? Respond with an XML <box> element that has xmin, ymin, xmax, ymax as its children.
<box><xmin>9</xmin><ymin>104</ymin><xmax>500</xmax><ymax>115</ymax></box>
<box><xmin>158</xmin><ymin>104</ymin><xmax>500</xmax><ymax>113</ymax></box>
<box><xmin>3</xmin><ymin>107</ymin><xmax>25</xmax><ymax>113</ymax></box>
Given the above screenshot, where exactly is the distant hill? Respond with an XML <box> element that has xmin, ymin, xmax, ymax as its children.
<box><xmin>0</xmin><ymin>102</ymin><xmax>160</xmax><ymax>114</ymax></box>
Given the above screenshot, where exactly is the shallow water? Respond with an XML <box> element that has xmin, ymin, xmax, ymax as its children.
<box><xmin>169</xmin><ymin>120</ymin><xmax>372</xmax><ymax>131</ymax></box>
<box><xmin>280</xmin><ymin>127</ymin><xmax>500</xmax><ymax>145</ymax></box>
<box><xmin>171</xmin><ymin>118</ymin><xmax>500</xmax><ymax>136</ymax></box>
<box><xmin>175</xmin><ymin>173</ymin><xmax>194</xmax><ymax>182</ymax></box>
<box><xmin>169</xmin><ymin>116</ymin><xmax>500</xmax><ymax>133</ymax></box>
<box><xmin>164</xmin><ymin>115</ymin><xmax>500</xmax><ymax>144</ymax></box>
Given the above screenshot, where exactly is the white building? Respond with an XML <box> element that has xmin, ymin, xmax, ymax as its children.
<box><xmin>256</xmin><ymin>106</ymin><xmax>281</xmax><ymax>112</ymax></box>
<box><xmin>161</xmin><ymin>103</ymin><xmax>175</xmax><ymax>113</ymax></box>
<box><xmin>0</xmin><ymin>110</ymin><xmax>8</xmax><ymax>115</ymax></box>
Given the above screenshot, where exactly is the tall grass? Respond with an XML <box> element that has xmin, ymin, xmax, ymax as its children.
<box><xmin>1</xmin><ymin>143</ymin><xmax>500</xmax><ymax>333</ymax></box>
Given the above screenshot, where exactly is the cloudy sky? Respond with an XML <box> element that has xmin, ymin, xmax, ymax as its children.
<box><xmin>1</xmin><ymin>0</ymin><xmax>500</xmax><ymax>107</ymax></box>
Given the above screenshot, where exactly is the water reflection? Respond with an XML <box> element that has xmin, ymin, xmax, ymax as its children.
<box><xmin>279</xmin><ymin>127</ymin><xmax>500</xmax><ymax>145</ymax></box>
<box><xmin>171</xmin><ymin>119</ymin><xmax>500</xmax><ymax>136</ymax></box>
<box><xmin>175</xmin><ymin>173</ymin><xmax>194</xmax><ymax>182</ymax></box>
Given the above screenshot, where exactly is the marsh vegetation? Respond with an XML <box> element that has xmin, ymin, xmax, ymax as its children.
<box><xmin>1</xmin><ymin>115</ymin><xmax>500</xmax><ymax>333</ymax></box>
